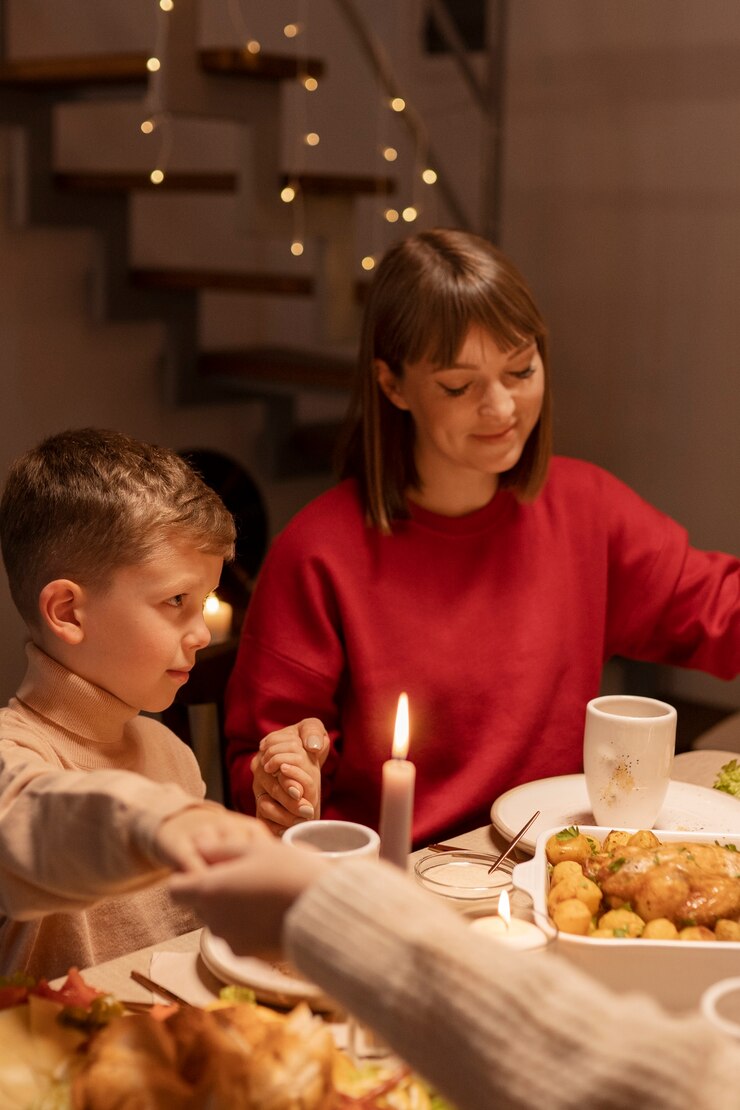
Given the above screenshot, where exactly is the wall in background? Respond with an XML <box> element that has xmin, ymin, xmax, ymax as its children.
<box><xmin>0</xmin><ymin>0</ymin><xmax>737</xmax><ymax>712</ymax></box>
<box><xmin>503</xmin><ymin>0</ymin><xmax>740</xmax><ymax>707</ymax></box>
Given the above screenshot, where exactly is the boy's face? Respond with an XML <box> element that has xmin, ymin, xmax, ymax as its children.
<box><xmin>73</xmin><ymin>540</ymin><xmax>222</xmax><ymax>713</ymax></box>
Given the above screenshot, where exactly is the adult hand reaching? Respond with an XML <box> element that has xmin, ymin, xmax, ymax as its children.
<box><xmin>169</xmin><ymin>833</ymin><xmax>328</xmax><ymax>957</ymax></box>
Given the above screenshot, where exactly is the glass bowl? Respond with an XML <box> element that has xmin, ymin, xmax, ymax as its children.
<box><xmin>413</xmin><ymin>851</ymin><xmax>515</xmax><ymax>903</ymax></box>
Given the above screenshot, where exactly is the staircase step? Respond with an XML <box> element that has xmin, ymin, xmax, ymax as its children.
<box><xmin>284</xmin><ymin>173</ymin><xmax>395</xmax><ymax>198</ymax></box>
<box><xmin>0</xmin><ymin>48</ymin><xmax>323</xmax><ymax>89</ymax></box>
<box><xmin>131</xmin><ymin>269</ymin><xmax>313</xmax><ymax>296</ymax></box>
<box><xmin>198</xmin><ymin>346</ymin><xmax>354</xmax><ymax>391</ymax></box>
<box><xmin>55</xmin><ymin>171</ymin><xmax>238</xmax><ymax>193</ymax></box>
<box><xmin>0</xmin><ymin>54</ymin><xmax>149</xmax><ymax>87</ymax></box>
<box><xmin>199</xmin><ymin>48</ymin><xmax>323</xmax><ymax>83</ymax></box>
<box><xmin>54</xmin><ymin>170</ymin><xmax>394</xmax><ymax>199</ymax></box>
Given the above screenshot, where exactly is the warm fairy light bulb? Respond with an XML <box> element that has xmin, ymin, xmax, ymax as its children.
<box><xmin>150</xmin><ymin>168</ymin><xmax>165</xmax><ymax>184</ymax></box>
<box><xmin>402</xmin><ymin>206</ymin><xmax>418</xmax><ymax>222</ymax></box>
<box><xmin>146</xmin><ymin>57</ymin><xmax>161</xmax><ymax>72</ymax></box>
<box><xmin>361</xmin><ymin>255</ymin><xmax>376</xmax><ymax>271</ymax></box>
<box><xmin>291</xmin><ymin>241</ymin><xmax>304</xmax><ymax>256</ymax></box>
<box><xmin>382</xmin><ymin>146</ymin><xmax>398</xmax><ymax>162</ymax></box>
<box><xmin>384</xmin><ymin>208</ymin><xmax>399</xmax><ymax>223</ymax></box>
<box><xmin>304</xmin><ymin>132</ymin><xmax>320</xmax><ymax>146</ymax></box>
<box><xmin>422</xmin><ymin>167</ymin><xmax>437</xmax><ymax>184</ymax></box>
<box><xmin>390</xmin><ymin>96</ymin><xmax>406</xmax><ymax>112</ymax></box>
<box><xmin>303</xmin><ymin>75</ymin><xmax>318</xmax><ymax>91</ymax></box>
<box><xmin>283</xmin><ymin>22</ymin><xmax>301</xmax><ymax>37</ymax></box>
<box><xmin>246</xmin><ymin>39</ymin><xmax>261</xmax><ymax>54</ymax></box>
<box><xmin>159</xmin><ymin>0</ymin><xmax>174</xmax><ymax>10</ymax></box>
<box><xmin>280</xmin><ymin>185</ymin><xmax>296</xmax><ymax>203</ymax></box>
<box><xmin>140</xmin><ymin>119</ymin><xmax>155</xmax><ymax>134</ymax></box>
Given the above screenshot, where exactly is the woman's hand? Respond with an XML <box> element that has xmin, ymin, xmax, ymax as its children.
<box><xmin>252</xmin><ymin>718</ymin><xmax>329</xmax><ymax>834</ymax></box>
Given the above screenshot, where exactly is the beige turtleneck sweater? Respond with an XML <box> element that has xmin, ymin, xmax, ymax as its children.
<box><xmin>0</xmin><ymin>644</ymin><xmax>204</xmax><ymax>979</ymax></box>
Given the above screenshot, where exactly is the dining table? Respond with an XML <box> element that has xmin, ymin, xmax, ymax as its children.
<box><xmin>65</xmin><ymin>747</ymin><xmax>738</xmax><ymax>1016</ymax></box>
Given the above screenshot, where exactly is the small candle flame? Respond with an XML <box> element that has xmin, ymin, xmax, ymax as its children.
<box><xmin>498</xmin><ymin>888</ymin><xmax>511</xmax><ymax>929</ymax></box>
<box><xmin>204</xmin><ymin>594</ymin><xmax>221</xmax><ymax>614</ymax></box>
<box><xmin>392</xmin><ymin>692</ymin><xmax>410</xmax><ymax>759</ymax></box>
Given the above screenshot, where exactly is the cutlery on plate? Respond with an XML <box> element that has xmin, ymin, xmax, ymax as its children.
<box><xmin>130</xmin><ymin>969</ymin><xmax>193</xmax><ymax>1007</ymax></box>
<box><xmin>487</xmin><ymin>810</ymin><xmax>540</xmax><ymax>874</ymax></box>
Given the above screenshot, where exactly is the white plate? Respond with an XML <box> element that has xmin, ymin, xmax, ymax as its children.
<box><xmin>491</xmin><ymin>774</ymin><xmax>740</xmax><ymax>854</ymax></box>
<box><xmin>199</xmin><ymin>929</ymin><xmax>336</xmax><ymax>1013</ymax></box>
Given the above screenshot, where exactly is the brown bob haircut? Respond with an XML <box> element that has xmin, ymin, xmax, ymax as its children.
<box><xmin>338</xmin><ymin>228</ymin><xmax>553</xmax><ymax>532</ymax></box>
<box><xmin>0</xmin><ymin>427</ymin><xmax>235</xmax><ymax>628</ymax></box>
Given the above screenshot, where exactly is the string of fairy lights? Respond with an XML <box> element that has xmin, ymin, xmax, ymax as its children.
<box><xmin>141</xmin><ymin>0</ymin><xmax>441</xmax><ymax>270</ymax></box>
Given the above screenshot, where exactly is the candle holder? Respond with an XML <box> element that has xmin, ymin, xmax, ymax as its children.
<box><xmin>469</xmin><ymin>890</ymin><xmax>558</xmax><ymax>952</ymax></box>
<box><xmin>413</xmin><ymin>851</ymin><xmax>515</xmax><ymax>913</ymax></box>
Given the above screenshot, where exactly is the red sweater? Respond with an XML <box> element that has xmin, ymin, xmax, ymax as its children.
<box><xmin>225</xmin><ymin>458</ymin><xmax>739</xmax><ymax>845</ymax></box>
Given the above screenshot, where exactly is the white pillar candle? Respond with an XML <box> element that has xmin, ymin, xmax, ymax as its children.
<box><xmin>203</xmin><ymin>594</ymin><xmax>233</xmax><ymax>643</ymax></box>
<box><xmin>379</xmin><ymin>693</ymin><xmax>416</xmax><ymax>870</ymax></box>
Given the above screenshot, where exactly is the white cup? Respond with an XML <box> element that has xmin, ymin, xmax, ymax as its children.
<box><xmin>583</xmin><ymin>694</ymin><xmax>676</xmax><ymax>828</ymax></box>
<box><xmin>283</xmin><ymin>819</ymin><xmax>380</xmax><ymax>862</ymax></box>
<box><xmin>700</xmin><ymin>977</ymin><xmax>740</xmax><ymax>1041</ymax></box>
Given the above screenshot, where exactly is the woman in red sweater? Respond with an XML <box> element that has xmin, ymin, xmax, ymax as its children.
<box><xmin>224</xmin><ymin>229</ymin><xmax>740</xmax><ymax>845</ymax></box>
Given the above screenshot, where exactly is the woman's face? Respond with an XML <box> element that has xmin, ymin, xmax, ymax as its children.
<box><xmin>377</xmin><ymin>324</ymin><xmax>545</xmax><ymax>513</ymax></box>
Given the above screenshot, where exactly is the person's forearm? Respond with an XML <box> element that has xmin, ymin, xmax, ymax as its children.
<box><xmin>0</xmin><ymin>761</ymin><xmax>195</xmax><ymax>917</ymax></box>
<box><xmin>286</xmin><ymin>860</ymin><xmax>739</xmax><ymax>1110</ymax></box>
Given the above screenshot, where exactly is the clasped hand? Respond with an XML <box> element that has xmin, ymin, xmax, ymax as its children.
<box><xmin>250</xmin><ymin>717</ymin><xmax>329</xmax><ymax>834</ymax></box>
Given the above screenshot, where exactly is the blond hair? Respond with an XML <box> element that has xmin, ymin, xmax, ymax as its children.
<box><xmin>338</xmin><ymin>229</ymin><xmax>553</xmax><ymax>532</ymax></box>
<box><xmin>0</xmin><ymin>428</ymin><xmax>236</xmax><ymax>626</ymax></box>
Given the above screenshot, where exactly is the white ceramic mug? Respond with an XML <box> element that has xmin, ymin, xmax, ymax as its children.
<box><xmin>700</xmin><ymin>977</ymin><xmax>740</xmax><ymax>1041</ymax></box>
<box><xmin>283</xmin><ymin>819</ymin><xmax>380</xmax><ymax>862</ymax></box>
<box><xmin>583</xmin><ymin>694</ymin><xmax>676</xmax><ymax>828</ymax></box>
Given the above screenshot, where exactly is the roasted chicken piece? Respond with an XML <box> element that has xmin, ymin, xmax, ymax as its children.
<box><xmin>71</xmin><ymin>1002</ymin><xmax>336</xmax><ymax>1110</ymax></box>
<box><xmin>585</xmin><ymin>843</ymin><xmax>740</xmax><ymax>927</ymax></box>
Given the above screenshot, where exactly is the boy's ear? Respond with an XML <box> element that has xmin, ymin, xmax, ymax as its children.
<box><xmin>375</xmin><ymin>359</ymin><xmax>410</xmax><ymax>411</ymax></box>
<box><xmin>38</xmin><ymin>580</ymin><xmax>86</xmax><ymax>644</ymax></box>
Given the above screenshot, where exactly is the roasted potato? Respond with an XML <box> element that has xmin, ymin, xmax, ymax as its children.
<box><xmin>545</xmin><ymin>828</ymin><xmax>595</xmax><ymax>866</ymax></box>
<box><xmin>627</xmin><ymin>830</ymin><xmax>661</xmax><ymax>850</ymax></box>
<box><xmin>602</xmin><ymin>830</ymin><xmax>632</xmax><ymax>853</ymax></box>
<box><xmin>550</xmin><ymin>860</ymin><xmax>583</xmax><ymax>886</ymax></box>
<box><xmin>678</xmin><ymin>925</ymin><xmax>716</xmax><ymax>942</ymax></box>
<box><xmin>715</xmin><ymin>919</ymin><xmax>740</xmax><ymax>942</ymax></box>
<box><xmin>642</xmin><ymin>918</ymin><xmax>679</xmax><ymax>941</ymax></box>
<box><xmin>597</xmin><ymin>908</ymin><xmax>645</xmax><ymax>938</ymax></box>
<box><xmin>551</xmin><ymin>898</ymin><xmax>592</xmax><ymax>936</ymax></box>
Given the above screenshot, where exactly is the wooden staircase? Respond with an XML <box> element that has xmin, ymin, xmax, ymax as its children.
<box><xmin>0</xmin><ymin>9</ymin><xmax>395</xmax><ymax>476</ymax></box>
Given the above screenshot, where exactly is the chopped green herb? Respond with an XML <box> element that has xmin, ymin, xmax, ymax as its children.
<box><xmin>613</xmin><ymin>927</ymin><xmax>629</xmax><ymax>938</ymax></box>
<box><xmin>555</xmin><ymin>826</ymin><xmax>579</xmax><ymax>841</ymax></box>
<box><xmin>608</xmin><ymin>857</ymin><xmax>626</xmax><ymax>873</ymax></box>
<box><xmin>714</xmin><ymin>759</ymin><xmax>740</xmax><ymax>798</ymax></box>
<box><xmin>219</xmin><ymin>984</ymin><xmax>257</xmax><ymax>1005</ymax></box>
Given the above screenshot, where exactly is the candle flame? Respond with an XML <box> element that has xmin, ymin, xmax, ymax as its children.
<box><xmin>392</xmin><ymin>692</ymin><xmax>409</xmax><ymax>759</ymax></box>
<box><xmin>498</xmin><ymin>888</ymin><xmax>511</xmax><ymax>928</ymax></box>
<box><xmin>204</xmin><ymin>594</ymin><xmax>221</xmax><ymax>614</ymax></box>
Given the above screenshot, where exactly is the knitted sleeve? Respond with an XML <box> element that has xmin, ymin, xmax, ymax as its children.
<box><xmin>286</xmin><ymin>860</ymin><xmax>739</xmax><ymax>1110</ymax></box>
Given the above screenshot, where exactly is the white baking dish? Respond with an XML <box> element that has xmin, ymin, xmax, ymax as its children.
<box><xmin>512</xmin><ymin>825</ymin><xmax>740</xmax><ymax>1013</ymax></box>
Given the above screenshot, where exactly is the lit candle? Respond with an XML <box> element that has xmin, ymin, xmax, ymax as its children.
<box><xmin>379</xmin><ymin>692</ymin><xmax>416</xmax><ymax>869</ymax></box>
<box><xmin>203</xmin><ymin>593</ymin><xmax>233</xmax><ymax>644</ymax></box>
<box><xmin>470</xmin><ymin>890</ymin><xmax>549</xmax><ymax>951</ymax></box>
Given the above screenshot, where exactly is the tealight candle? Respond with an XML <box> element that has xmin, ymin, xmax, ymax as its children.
<box><xmin>203</xmin><ymin>594</ymin><xmax>233</xmax><ymax>644</ymax></box>
<box><xmin>470</xmin><ymin>890</ymin><xmax>549</xmax><ymax>951</ymax></box>
<box><xmin>379</xmin><ymin>693</ymin><xmax>415</xmax><ymax>869</ymax></box>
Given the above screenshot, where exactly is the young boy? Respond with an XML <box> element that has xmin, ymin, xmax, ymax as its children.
<box><xmin>0</xmin><ymin>427</ymin><xmax>264</xmax><ymax>979</ymax></box>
